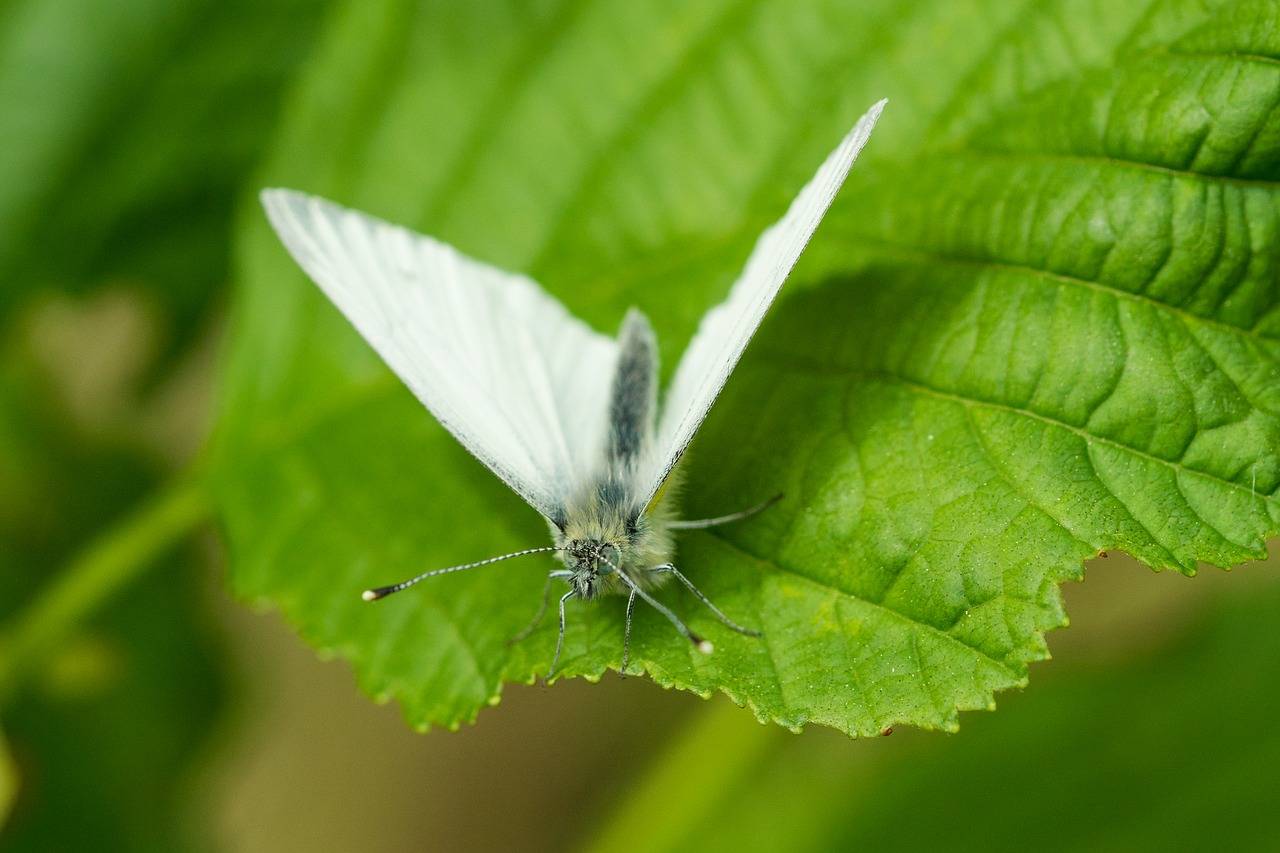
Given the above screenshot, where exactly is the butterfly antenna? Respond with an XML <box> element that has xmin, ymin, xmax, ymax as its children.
<box><xmin>362</xmin><ymin>546</ymin><xmax>562</xmax><ymax>601</ymax></box>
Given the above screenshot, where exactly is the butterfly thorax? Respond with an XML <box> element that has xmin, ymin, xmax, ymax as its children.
<box><xmin>552</xmin><ymin>481</ymin><xmax>676</xmax><ymax>600</ymax></box>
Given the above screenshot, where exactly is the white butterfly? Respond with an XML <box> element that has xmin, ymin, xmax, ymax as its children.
<box><xmin>261</xmin><ymin>99</ymin><xmax>884</xmax><ymax>676</ymax></box>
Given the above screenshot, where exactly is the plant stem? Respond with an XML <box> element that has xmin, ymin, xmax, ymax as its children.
<box><xmin>0</xmin><ymin>727</ymin><xmax>14</xmax><ymax>829</ymax></box>
<box><xmin>585</xmin><ymin>696</ymin><xmax>782</xmax><ymax>853</ymax></box>
<box><xmin>0</xmin><ymin>478</ymin><xmax>211</xmax><ymax>706</ymax></box>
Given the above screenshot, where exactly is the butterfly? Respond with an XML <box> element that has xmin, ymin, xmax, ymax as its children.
<box><xmin>261</xmin><ymin>99</ymin><xmax>884</xmax><ymax>677</ymax></box>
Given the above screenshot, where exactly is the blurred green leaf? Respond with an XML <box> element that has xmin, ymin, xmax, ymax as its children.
<box><xmin>1</xmin><ymin>568</ymin><xmax>225</xmax><ymax>853</ymax></box>
<box><xmin>0</xmin><ymin>338</ymin><xmax>225</xmax><ymax>850</ymax></box>
<box><xmin>0</xmin><ymin>728</ymin><xmax>13</xmax><ymax>830</ymax></box>
<box><xmin>213</xmin><ymin>0</ymin><xmax>1280</xmax><ymax>734</ymax></box>
<box><xmin>0</xmin><ymin>0</ymin><xmax>329</xmax><ymax>339</ymax></box>
<box><xmin>0</xmin><ymin>0</ymin><xmax>334</xmax><ymax>843</ymax></box>
<box><xmin>0</xmin><ymin>348</ymin><xmax>152</xmax><ymax>608</ymax></box>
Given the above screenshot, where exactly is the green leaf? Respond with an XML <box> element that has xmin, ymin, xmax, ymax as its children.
<box><xmin>0</xmin><ymin>728</ymin><xmax>13</xmax><ymax>831</ymax></box>
<box><xmin>212</xmin><ymin>0</ymin><xmax>1280</xmax><ymax>734</ymax></box>
<box><xmin>0</xmin><ymin>0</ymin><xmax>328</xmax><ymax>336</ymax></box>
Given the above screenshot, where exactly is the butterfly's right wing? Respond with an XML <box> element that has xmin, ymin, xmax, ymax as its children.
<box><xmin>261</xmin><ymin>190</ymin><xmax>619</xmax><ymax>525</ymax></box>
<box><xmin>636</xmin><ymin>100</ymin><xmax>885</xmax><ymax>509</ymax></box>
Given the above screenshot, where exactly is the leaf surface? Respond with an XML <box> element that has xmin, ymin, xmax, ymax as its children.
<box><xmin>213</xmin><ymin>0</ymin><xmax>1280</xmax><ymax>734</ymax></box>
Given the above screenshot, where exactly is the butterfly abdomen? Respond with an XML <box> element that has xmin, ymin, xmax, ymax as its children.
<box><xmin>607</xmin><ymin>308</ymin><xmax>658</xmax><ymax>464</ymax></box>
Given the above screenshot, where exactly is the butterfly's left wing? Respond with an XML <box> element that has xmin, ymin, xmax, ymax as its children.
<box><xmin>636</xmin><ymin>99</ymin><xmax>886</xmax><ymax>509</ymax></box>
<box><xmin>261</xmin><ymin>190</ymin><xmax>619</xmax><ymax>525</ymax></box>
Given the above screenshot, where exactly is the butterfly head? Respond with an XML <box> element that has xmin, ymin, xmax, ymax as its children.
<box><xmin>562</xmin><ymin>539</ymin><xmax>621</xmax><ymax>601</ymax></box>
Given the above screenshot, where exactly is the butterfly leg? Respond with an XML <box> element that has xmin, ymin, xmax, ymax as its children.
<box><xmin>666</xmin><ymin>493</ymin><xmax>783</xmax><ymax>530</ymax></box>
<box><xmin>547</xmin><ymin>589</ymin><xmax>576</xmax><ymax>679</ymax></box>
<box><xmin>616</xmin><ymin>569</ymin><xmax>713</xmax><ymax>655</ymax></box>
<box><xmin>510</xmin><ymin>570</ymin><xmax>572</xmax><ymax>645</ymax></box>
<box><xmin>620</xmin><ymin>589</ymin><xmax>638</xmax><ymax>677</ymax></box>
<box><xmin>650</xmin><ymin>563</ymin><xmax>761</xmax><ymax>637</ymax></box>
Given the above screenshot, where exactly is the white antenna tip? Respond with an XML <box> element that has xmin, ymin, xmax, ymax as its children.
<box><xmin>361</xmin><ymin>589</ymin><xmax>379</xmax><ymax>602</ymax></box>
<box><xmin>697</xmin><ymin>640</ymin><xmax>714</xmax><ymax>655</ymax></box>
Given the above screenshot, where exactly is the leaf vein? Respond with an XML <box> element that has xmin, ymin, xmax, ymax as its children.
<box><xmin>702</xmin><ymin>530</ymin><xmax>1021</xmax><ymax>679</ymax></box>
<box><xmin>418</xmin><ymin>0</ymin><xmax>592</xmax><ymax>228</ymax></box>
<box><xmin>1168</xmin><ymin>48</ymin><xmax>1280</xmax><ymax>69</ymax></box>
<box><xmin>844</xmin><ymin>237</ymin><xmax>1280</xmax><ymax>347</ymax></box>
<box><xmin>754</xmin><ymin>353</ymin><xmax>1280</xmax><ymax>510</ymax></box>
<box><xmin>529</xmin><ymin>0</ymin><xmax>766</xmax><ymax>276</ymax></box>
<box><xmin>1081</xmin><ymin>441</ymin><xmax>1185</xmax><ymax>568</ymax></box>
<box><xmin>961</xmin><ymin>405</ymin><xmax>1097</xmax><ymax>553</ymax></box>
<box><xmin>959</xmin><ymin>148</ymin><xmax>1280</xmax><ymax>192</ymax></box>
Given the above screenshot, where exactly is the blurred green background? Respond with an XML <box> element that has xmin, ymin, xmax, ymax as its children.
<box><xmin>2</xmin><ymin>1</ymin><xmax>1278</xmax><ymax>851</ymax></box>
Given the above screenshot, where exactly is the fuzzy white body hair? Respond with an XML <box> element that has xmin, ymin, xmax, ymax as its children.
<box><xmin>552</xmin><ymin>466</ymin><xmax>683</xmax><ymax>597</ymax></box>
